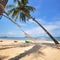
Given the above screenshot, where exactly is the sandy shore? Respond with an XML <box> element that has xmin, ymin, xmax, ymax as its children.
<box><xmin>0</xmin><ymin>39</ymin><xmax>60</xmax><ymax>60</ymax></box>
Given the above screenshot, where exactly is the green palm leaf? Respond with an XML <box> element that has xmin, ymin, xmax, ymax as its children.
<box><xmin>6</xmin><ymin>5</ymin><xmax>15</xmax><ymax>9</ymax></box>
<box><xmin>25</xmin><ymin>6</ymin><xmax>35</xmax><ymax>11</ymax></box>
<box><xmin>6</xmin><ymin>0</ymin><xmax>35</xmax><ymax>22</ymax></box>
<box><xmin>21</xmin><ymin>0</ymin><xmax>28</xmax><ymax>5</ymax></box>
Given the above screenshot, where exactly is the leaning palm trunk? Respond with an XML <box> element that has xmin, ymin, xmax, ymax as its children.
<box><xmin>3</xmin><ymin>12</ymin><xmax>36</xmax><ymax>40</ymax></box>
<box><xmin>31</xmin><ymin>16</ymin><xmax>59</xmax><ymax>44</ymax></box>
<box><xmin>22</xmin><ymin>12</ymin><xmax>59</xmax><ymax>44</ymax></box>
<box><xmin>4</xmin><ymin>11</ymin><xmax>59</xmax><ymax>44</ymax></box>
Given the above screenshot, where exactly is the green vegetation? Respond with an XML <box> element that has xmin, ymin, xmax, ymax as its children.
<box><xmin>25</xmin><ymin>40</ymin><xmax>30</xmax><ymax>43</ymax></box>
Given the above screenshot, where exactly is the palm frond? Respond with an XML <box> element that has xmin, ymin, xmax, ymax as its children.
<box><xmin>25</xmin><ymin>6</ymin><xmax>35</xmax><ymax>12</ymax></box>
<box><xmin>6</xmin><ymin>0</ymin><xmax>35</xmax><ymax>22</ymax></box>
<box><xmin>17</xmin><ymin>0</ymin><xmax>21</xmax><ymax>6</ymax></box>
<box><xmin>11</xmin><ymin>8</ymin><xmax>19</xmax><ymax>18</ymax></box>
<box><xmin>7</xmin><ymin>8</ymin><xmax>15</xmax><ymax>15</ymax></box>
<box><xmin>20</xmin><ymin>12</ymin><xmax>27</xmax><ymax>22</ymax></box>
<box><xmin>13</xmin><ymin>0</ymin><xmax>18</xmax><ymax>2</ymax></box>
<box><xmin>21</xmin><ymin>0</ymin><xmax>28</xmax><ymax>5</ymax></box>
<box><xmin>14</xmin><ymin>13</ymin><xmax>18</xmax><ymax>21</ymax></box>
<box><xmin>6</xmin><ymin>5</ymin><xmax>15</xmax><ymax>9</ymax></box>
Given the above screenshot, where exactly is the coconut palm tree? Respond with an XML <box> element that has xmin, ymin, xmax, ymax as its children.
<box><xmin>0</xmin><ymin>0</ymin><xmax>35</xmax><ymax>40</ymax></box>
<box><xmin>6</xmin><ymin>0</ymin><xmax>59</xmax><ymax>44</ymax></box>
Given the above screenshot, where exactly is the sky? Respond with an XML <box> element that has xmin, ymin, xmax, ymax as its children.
<box><xmin>0</xmin><ymin>0</ymin><xmax>60</xmax><ymax>37</ymax></box>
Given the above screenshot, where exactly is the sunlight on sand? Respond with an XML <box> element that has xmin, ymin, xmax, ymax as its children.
<box><xmin>0</xmin><ymin>39</ymin><xmax>60</xmax><ymax>60</ymax></box>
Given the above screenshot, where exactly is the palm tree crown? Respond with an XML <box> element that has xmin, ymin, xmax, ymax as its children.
<box><xmin>7</xmin><ymin>0</ymin><xmax>35</xmax><ymax>22</ymax></box>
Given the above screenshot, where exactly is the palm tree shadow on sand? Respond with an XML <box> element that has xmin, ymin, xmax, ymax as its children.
<box><xmin>0</xmin><ymin>55</ymin><xmax>8</xmax><ymax>60</ymax></box>
<box><xmin>9</xmin><ymin>45</ymin><xmax>45</xmax><ymax>60</ymax></box>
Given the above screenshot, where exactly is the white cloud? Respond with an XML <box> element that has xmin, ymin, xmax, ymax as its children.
<box><xmin>0</xmin><ymin>18</ymin><xmax>60</xmax><ymax>37</ymax></box>
<box><xmin>45</xmin><ymin>25</ymin><xmax>59</xmax><ymax>31</ymax></box>
<box><xmin>48</xmin><ymin>21</ymin><xmax>60</xmax><ymax>27</ymax></box>
<box><xmin>7</xmin><ymin>32</ymin><xmax>14</xmax><ymax>35</ymax></box>
<box><xmin>29</xmin><ymin>18</ymin><xmax>46</xmax><ymax>24</ymax></box>
<box><xmin>0</xmin><ymin>32</ymin><xmax>14</xmax><ymax>37</ymax></box>
<box><xmin>26</xmin><ymin>27</ymin><xmax>46</xmax><ymax>37</ymax></box>
<box><xmin>26</xmin><ymin>20</ymin><xmax>60</xmax><ymax>37</ymax></box>
<box><xmin>0</xmin><ymin>31</ymin><xmax>25</xmax><ymax>37</ymax></box>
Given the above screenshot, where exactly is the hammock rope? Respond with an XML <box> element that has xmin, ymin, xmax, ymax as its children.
<box><xmin>0</xmin><ymin>0</ymin><xmax>37</xmax><ymax>41</ymax></box>
<box><xmin>3</xmin><ymin>14</ymin><xmax>37</xmax><ymax>41</ymax></box>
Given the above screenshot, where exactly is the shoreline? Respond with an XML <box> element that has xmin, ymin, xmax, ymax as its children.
<box><xmin>0</xmin><ymin>37</ymin><xmax>60</xmax><ymax>41</ymax></box>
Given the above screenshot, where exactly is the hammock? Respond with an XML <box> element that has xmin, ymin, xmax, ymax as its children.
<box><xmin>3</xmin><ymin>14</ymin><xmax>37</xmax><ymax>41</ymax></box>
<box><xmin>0</xmin><ymin>0</ymin><xmax>37</xmax><ymax>41</ymax></box>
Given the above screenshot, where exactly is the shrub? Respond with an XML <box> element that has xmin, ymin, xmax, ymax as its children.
<box><xmin>25</xmin><ymin>40</ymin><xmax>30</xmax><ymax>43</ymax></box>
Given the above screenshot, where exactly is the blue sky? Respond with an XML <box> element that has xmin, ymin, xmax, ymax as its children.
<box><xmin>0</xmin><ymin>0</ymin><xmax>60</xmax><ymax>37</ymax></box>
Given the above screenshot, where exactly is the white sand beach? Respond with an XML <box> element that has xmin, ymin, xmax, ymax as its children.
<box><xmin>0</xmin><ymin>39</ymin><xmax>60</xmax><ymax>60</ymax></box>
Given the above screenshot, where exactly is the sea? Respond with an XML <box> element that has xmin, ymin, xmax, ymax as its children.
<box><xmin>0</xmin><ymin>37</ymin><xmax>60</xmax><ymax>41</ymax></box>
